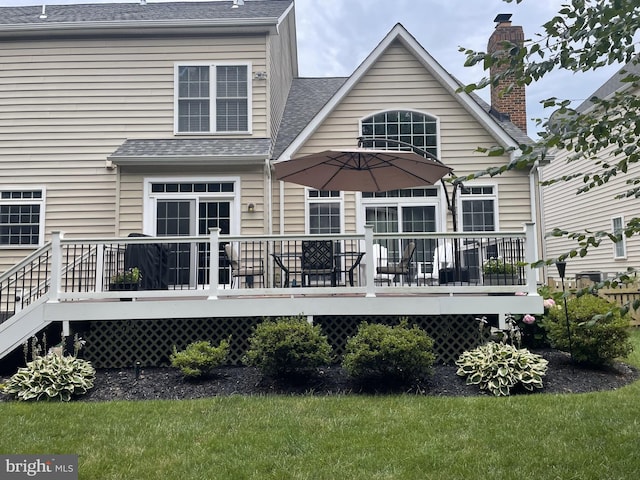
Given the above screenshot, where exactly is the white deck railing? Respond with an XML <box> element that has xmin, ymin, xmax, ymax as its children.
<box><xmin>38</xmin><ymin>223</ymin><xmax>538</xmax><ymax>303</ymax></box>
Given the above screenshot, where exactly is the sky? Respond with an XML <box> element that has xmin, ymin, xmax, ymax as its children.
<box><xmin>0</xmin><ymin>0</ymin><xmax>625</xmax><ymax>137</ymax></box>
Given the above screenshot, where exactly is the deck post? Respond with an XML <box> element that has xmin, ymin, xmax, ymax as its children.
<box><xmin>49</xmin><ymin>231</ymin><xmax>63</xmax><ymax>303</ymax></box>
<box><xmin>364</xmin><ymin>224</ymin><xmax>375</xmax><ymax>297</ymax></box>
<box><xmin>208</xmin><ymin>228</ymin><xmax>221</xmax><ymax>300</ymax></box>
<box><xmin>524</xmin><ymin>222</ymin><xmax>537</xmax><ymax>295</ymax></box>
<box><xmin>95</xmin><ymin>244</ymin><xmax>105</xmax><ymax>293</ymax></box>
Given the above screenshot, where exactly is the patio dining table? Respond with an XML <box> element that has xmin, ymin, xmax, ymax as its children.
<box><xmin>271</xmin><ymin>250</ymin><xmax>365</xmax><ymax>287</ymax></box>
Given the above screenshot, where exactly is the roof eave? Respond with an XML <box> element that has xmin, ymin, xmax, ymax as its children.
<box><xmin>392</xmin><ymin>28</ymin><xmax>521</xmax><ymax>150</ymax></box>
<box><xmin>109</xmin><ymin>155</ymin><xmax>267</xmax><ymax>166</ymax></box>
<box><xmin>0</xmin><ymin>18</ymin><xmax>280</xmax><ymax>39</ymax></box>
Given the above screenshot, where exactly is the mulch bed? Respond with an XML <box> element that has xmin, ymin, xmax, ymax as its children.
<box><xmin>5</xmin><ymin>349</ymin><xmax>640</xmax><ymax>402</ymax></box>
<box><xmin>3</xmin><ymin>348</ymin><xmax>634</xmax><ymax>402</ymax></box>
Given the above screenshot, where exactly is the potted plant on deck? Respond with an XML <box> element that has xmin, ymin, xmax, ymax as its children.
<box><xmin>482</xmin><ymin>258</ymin><xmax>519</xmax><ymax>286</ymax></box>
<box><xmin>109</xmin><ymin>267</ymin><xmax>142</xmax><ymax>292</ymax></box>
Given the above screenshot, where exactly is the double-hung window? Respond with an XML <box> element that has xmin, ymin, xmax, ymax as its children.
<box><xmin>460</xmin><ymin>186</ymin><xmax>497</xmax><ymax>232</ymax></box>
<box><xmin>0</xmin><ymin>189</ymin><xmax>45</xmax><ymax>247</ymax></box>
<box><xmin>176</xmin><ymin>64</ymin><xmax>250</xmax><ymax>133</ymax></box>
<box><xmin>612</xmin><ymin>216</ymin><xmax>626</xmax><ymax>259</ymax></box>
<box><xmin>459</xmin><ymin>186</ymin><xmax>497</xmax><ymax>282</ymax></box>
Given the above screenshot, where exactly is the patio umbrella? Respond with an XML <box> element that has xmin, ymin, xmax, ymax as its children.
<box><xmin>273</xmin><ymin>148</ymin><xmax>452</xmax><ymax>192</ymax></box>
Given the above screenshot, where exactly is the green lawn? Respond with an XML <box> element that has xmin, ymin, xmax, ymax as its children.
<box><xmin>1</xmin><ymin>330</ymin><xmax>639</xmax><ymax>480</ymax></box>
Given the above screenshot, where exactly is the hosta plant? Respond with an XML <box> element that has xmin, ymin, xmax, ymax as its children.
<box><xmin>170</xmin><ymin>339</ymin><xmax>230</xmax><ymax>378</ymax></box>
<box><xmin>455</xmin><ymin>342</ymin><xmax>548</xmax><ymax>396</ymax></box>
<box><xmin>3</xmin><ymin>352</ymin><xmax>95</xmax><ymax>401</ymax></box>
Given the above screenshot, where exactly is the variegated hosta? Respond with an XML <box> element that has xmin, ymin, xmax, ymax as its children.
<box><xmin>455</xmin><ymin>342</ymin><xmax>548</xmax><ymax>397</ymax></box>
<box><xmin>2</xmin><ymin>353</ymin><xmax>95</xmax><ymax>402</ymax></box>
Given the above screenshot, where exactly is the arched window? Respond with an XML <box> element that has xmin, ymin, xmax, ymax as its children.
<box><xmin>361</xmin><ymin>110</ymin><xmax>438</xmax><ymax>158</ymax></box>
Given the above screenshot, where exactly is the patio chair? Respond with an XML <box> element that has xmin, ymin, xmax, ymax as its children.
<box><xmin>418</xmin><ymin>240</ymin><xmax>454</xmax><ymax>285</ymax></box>
<box><xmin>436</xmin><ymin>240</ymin><xmax>471</xmax><ymax>284</ymax></box>
<box><xmin>271</xmin><ymin>253</ymin><xmax>292</xmax><ymax>287</ymax></box>
<box><xmin>224</xmin><ymin>243</ymin><xmax>264</xmax><ymax>288</ymax></box>
<box><xmin>344</xmin><ymin>251</ymin><xmax>365</xmax><ymax>287</ymax></box>
<box><xmin>372</xmin><ymin>244</ymin><xmax>394</xmax><ymax>286</ymax></box>
<box><xmin>301</xmin><ymin>240</ymin><xmax>337</xmax><ymax>287</ymax></box>
<box><xmin>376</xmin><ymin>241</ymin><xmax>416</xmax><ymax>286</ymax></box>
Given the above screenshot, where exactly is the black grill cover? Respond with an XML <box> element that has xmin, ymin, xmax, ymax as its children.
<box><xmin>124</xmin><ymin>233</ymin><xmax>169</xmax><ymax>290</ymax></box>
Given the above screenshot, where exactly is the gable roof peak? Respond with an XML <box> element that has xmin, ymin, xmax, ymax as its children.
<box><xmin>279</xmin><ymin>22</ymin><xmax>525</xmax><ymax>161</ymax></box>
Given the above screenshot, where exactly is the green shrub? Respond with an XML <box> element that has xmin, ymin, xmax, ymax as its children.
<box><xmin>342</xmin><ymin>321</ymin><xmax>435</xmax><ymax>382</ymax></box>
<box><xmin>170</xmin><ymin>339</ymin><xmax>230</xmax><ymax>378</ymax></box>
<box><xmin>455</xmin><ymin>342</ymin><xmax>548</xmax><ymax>396</ymax></box>
<box><xmin>2</xmin><ymin>353</ymin><xmax>95</xmax><ymax>401</ymax></box>
<box><xmin>543</xmin><ymin>294</ymin><xmax>633</xmax><ymax>365</ymax></box>
<box><xmin>244</xmin><ymin>316</ymin><xmax>333</xmax><ymax>376</ymax></box>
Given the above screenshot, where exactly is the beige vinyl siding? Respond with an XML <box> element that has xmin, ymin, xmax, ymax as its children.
<box><xmin>0</xmin><ymin>36</ymin><xmax>269</xmax><ymax>138</ymax></box>
<box><xmin>118</xmin><ymin>166</ymin><xmax>266</xmax><ymax>236</ymax></box>
<box><xmin>0</xmin><ymin>251</ymin><xmax>39</xmax><ymax>276</ymax></box>
<box><xmin>542</xmin><ymin>117</ymin><xmax>640</xmax><ymax>280</ymax></box>
<box><xmin>0</xmin><ymin>34</ymin><xmax>269</xmax><ymax>269</ymax></box>
<box><xmin>278</xmin><ymin>40</ymin><xmax>531</xmax><ymax>234</ymax></box>
<box><xmin>268</xmin><ymin>10</ymin><xmax>297</xmax><ymax>141</ymax></box>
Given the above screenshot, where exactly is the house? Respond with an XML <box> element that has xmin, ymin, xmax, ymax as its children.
<box><xmin>541</xmin><ymin>60</ymin><xmax>640</xmax><ymax>285</ymax></box>
<box><xmin>0</xmin><ymin>1</ymin><xmax>542</xmax><ymax>368</ymax></box>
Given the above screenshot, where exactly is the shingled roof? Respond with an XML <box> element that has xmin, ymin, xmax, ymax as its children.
<box><xmin>272</xmin><ymin>73</ymin><xmax>532</xmax><ymax>162</ymax></box>
<box><xmin>576</xmin><ymin>58</ymin><xmax>640</xmax><ymax>113</ymax></box>
<box><xmin>108</xmin><ymin>138</ymin><xmax>272</xmax><ymax>165</ymax></box>
<box><xmin>273</xmin><ymin>77</ymin><xmax>348</xmax><ymax>159</ymax></box>
<box><xmin>0</xmin><ymin>1</ymin><xmax>292</xmax><ymax>30</ymax></box>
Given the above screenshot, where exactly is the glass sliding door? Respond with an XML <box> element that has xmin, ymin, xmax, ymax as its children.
<box><xmin>157</xmin><ymin>200</ymin><xmax>194</xmax><ymax>287</ymax></box>
<box><xmin>365</xmin><ymin>204</ymin><xmax>437</xmax><ymax>280</ymax></box>
<box><xmin>365</xmin><ymin>205</ymin><xmax>399</xmax><ymax>259</ymax></box>
<box><xmin>197</xmin><ymin>200</ymin><xmax>231</xmax><ymax>286</ymax></box>
<box><xmin>402</xmin><ymin>206</ymin><xmax>437</xmax><ymax>276</ymax></box>
<box><xmin>155</xmin><ymin>199</ymin><xmax>232</xmax><ymax>288</ymax></box>
<box><xmin>149</xmin><ymin>179</ymin><xmax>237</xmax><ymax>288</ymax></box>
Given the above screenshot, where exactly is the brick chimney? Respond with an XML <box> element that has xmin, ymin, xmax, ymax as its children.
<box><xmin>487</xmin><ymin>14</ymin><xmax>527</xmax><ymax>133</ymax></box>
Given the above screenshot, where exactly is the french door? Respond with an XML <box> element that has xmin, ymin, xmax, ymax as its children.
<box><xmin>365</xmin><ymin>204</ymin><xmax>437</xmax><ymax>277</ymax></box>
<box><xmin>156</xmin><ymin>199</ymin><xmax>231</xmax><ymax>287</ymax></box>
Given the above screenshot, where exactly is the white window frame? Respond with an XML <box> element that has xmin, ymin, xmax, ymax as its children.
<box><xmin>143</xmin><ymin>177</ymin><xmax>241</xmax><ymax>236</ymax></box>
<box><xmin>305</xmin><ymin>189</ymin><xmax>344</xmax><ymax>234</ymax></box>
<box><xmin>359</xmin><ymin>191</ymin><xmax>443</xmax><ymax>229</ymax></box>
<box><xmin>612</xmin><ymin>215</ymin><xmax>627</xmax><ymax>259</ymax></box>
<box><xmin>0</xmin><ymin>187</ymin><xmax>46</xmax><ymax>248</ymax></box>
<box><xmin>359</xmin><ymin>108</ymin><xmax>442</xmax><ymax>160</ymax></box>
<box><xmin>174</xmin><ymin>62</ymin><xmax>252</xmax><ymax>135</ymax></box>
<box><xmin>458</xmin><ymin>184</ymin><xmax>499</xmax><ymax>232</ymax></box>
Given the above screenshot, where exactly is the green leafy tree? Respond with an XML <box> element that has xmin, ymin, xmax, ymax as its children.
<box><xmin>460</xmin><ymin>0</ymin><xmax>639</xmax><ymax>266</ymax></box>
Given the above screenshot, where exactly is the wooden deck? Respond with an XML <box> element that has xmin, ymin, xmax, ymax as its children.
<box><xmin>1</xmin><ymin>227</ymin><xmax>543</xmax><ymax>360</ymax></box>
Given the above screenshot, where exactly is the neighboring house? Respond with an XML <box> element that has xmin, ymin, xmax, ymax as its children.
<box><xmin>0</xmin><ymin>2</ymin><xmax>543</xmax><ymax>367</ymax></box>
<box><xmin>541</xmin><ymin>60</ymin><xmax>640</xmax><ymax>284</ymax></box>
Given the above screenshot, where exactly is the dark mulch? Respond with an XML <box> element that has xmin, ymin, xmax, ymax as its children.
<box><xmin>2</xmin><ymin>348</ymin><xmax>634</xmax><ymax>402</ymax></box>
